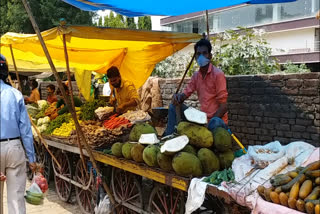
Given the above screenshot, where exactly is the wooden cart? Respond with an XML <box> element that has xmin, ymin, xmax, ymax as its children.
<box><xmin>34</xmin><ymin>136</ymin><xmax>245</xmax><ymax>214</ymax></box>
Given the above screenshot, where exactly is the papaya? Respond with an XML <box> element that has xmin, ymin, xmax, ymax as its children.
<box><xmin>288</xmin><ymin>171</ymin><xmax>299</xmax><ymax>179</ymax></box>
<box><xmin>305</xmin><ymin>202</ymin><xmax>315</xmax><ymax>214</ymax></box>
<box><xmin>306</xmin><ymin>170</ymin><xmax>320</xmax><ymax>178</ymax></box>
<box><xmin>279</xmin><ymin>192</ymin><xmax>288</xmax><ymax>207</ymax></box>
<box><xmin>305</xmin><ymin>186</ymin><xmax>320</xmax><ymax>201</ymax></box>
<box><xmin>315</xmin><ymin>177</ymin><xmax>320</xmax><ymax>185</ymax></box>
<box><xmin>270</xmin><ymin>191</ymin><xmax>280</xmax><ymax>204</ymax></box>
<box><xmin>305</xmin><ymin>199</ymin><xmax>320</xmax><ymax>205</ymax></box>
<box><xmin>299</xmin><ymin>180</ymin><xmax>313</xmax><ymax>199</ymax></box>
<box><xmin>315</xmin><ymin>204</ymin><xmax>320</xmax><ymax>214</ymax></box>
<box><xmin>257</xmin><ymin>185</ymin><xmax>266</xmax><ymax>198</ymax></box>
<box><xmin>275</xmin><ymin>186</ymin><xmax>282</xmax><ymax>194</ymax></box>
<box><xmin>264</xmin><ymin>187</ymin><xmax>273</xmax><ymax>202</ymax></box>
<box><xmin>288</xmin><ymin>197</ymin><xmax>297</xmax><ymax>209</ymax></box>
<box><xmin>281</xmin><ymin>174</ymin><xmax>306</xmax><ymax>192</ymax></box>
<box><xmin>289</xmin><ymin>182</ymin><xmax>300</xmax><ymax>199</ymax></box>
<box><xmin>271</xmin><ymin>174</ymin><xmax>292</xmax><ymax>187</ymax></box>
<box><xmin>296</xmin><ymin>199</ymin><xmax>306</xmax><ymax>212</ymax></box>
<box><xmin>306</xmin><ymin>161</ymin><xmax>320</xmax><ymax>171</ymax></box>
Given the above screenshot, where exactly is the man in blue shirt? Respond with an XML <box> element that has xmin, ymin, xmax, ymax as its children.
<box><xmin>0</xmin><ymin>54</ymin><xmax>36</xmax><ymax>214</ymax></box>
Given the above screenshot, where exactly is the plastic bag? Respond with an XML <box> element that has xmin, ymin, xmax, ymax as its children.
<box><xmin>32</xmin><ymin>172</ymin><xmax>48</xmax><ymax>194</ymax></box>
<box><xmin>248</xmin><ymin>141</ymin><xmax>284</xmax><ymax>168</ymax></box>
<box><xmin>25</xmin><ymin>174</ymin><xmax>45</xmax><ymax>205</ymax></box>
<box><xmin>94</xmin><ymin>195</ymin><xmax>111</xmax><ymax>214</ymax></box>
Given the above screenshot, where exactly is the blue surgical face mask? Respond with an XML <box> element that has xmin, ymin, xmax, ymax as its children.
<box><xmin>196</xmin><ymin>54</ymin><xmax>210</xmax><ymax>67</ymax></box>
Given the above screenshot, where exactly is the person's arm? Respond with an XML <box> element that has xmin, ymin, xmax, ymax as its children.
<box><xmin>117</xmin><ymin>84</ymin><xmax>139</xmax><ymax>113</ymax></box>
<box><xmin>172</xmin><ymin>73</ymin><xmax>197</xmax><ymax>105</ymax></box>
<box><xmin>18</xmin><ymin>96</ymin><xmax>36</xmax><ymax>163</ymax></box>
<box><xmin>213</xmin><ymin>72</ymin><xmax>228</xmax><ymax>118</ymax></box>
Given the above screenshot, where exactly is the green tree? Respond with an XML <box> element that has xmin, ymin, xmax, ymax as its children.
<box><xmin>0</xmin><ymin>0</ymin><xmax>95</xmax><ymax>35</ymax></box>
<box><xmin>138</xmin><ymin>16</ymin><xmax>151</xmax><ymax>30</ymax></box>
<box><xmin>104</xmin><ymin>11</ymin><xmax>126</xmax><ymax>28</ymax></box>
<box><xmin>98</xmin><ymin>16</ymin><xmax>103</xmax><ymax>27</ymax></box>
<box><xmin>210</xmin><ymin>27</ymin><xmax>280</xmax><ymax>75</ymax></box>
<box><xmin>126</xmin><ymin>17</ymin><xmax>136</xmax><ymax>29</ymax></box>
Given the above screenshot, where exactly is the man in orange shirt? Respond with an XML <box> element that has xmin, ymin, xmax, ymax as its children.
<box><xmin>164</xmin><ymin>39</ymin><xmax>228</xmax><ymax>136</ymax></box>
<box><xmin>46</xmin><ymin>84</ymin><xmax>58</xmax><ymax>104</ymax></box>
<box><xmin>25</xmin><ymin>80</ymin><xmax>40</xmax><ymax>104</ymax></box>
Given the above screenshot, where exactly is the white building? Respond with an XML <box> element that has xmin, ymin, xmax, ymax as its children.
<box><xmin>160</xmin><ymin>0</ymin><xmax>320</xmax><ymax>71</ymax></box>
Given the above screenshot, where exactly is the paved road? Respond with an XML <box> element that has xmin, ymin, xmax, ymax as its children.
<box><xmin>2</xmin><ymin>180</ymin><xmax>81</xmax><ymax>214</ymax></box>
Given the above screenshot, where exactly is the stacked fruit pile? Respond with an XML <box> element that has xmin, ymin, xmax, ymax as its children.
<box><xmin>258</xmin><ymin>160</ymin><xmax>320</xmax><ymax>214</ymax></box>
<box><xmin>110</xmin><ymin>122</ymin><xmax>235</xmax><ymax>177</ymax></box>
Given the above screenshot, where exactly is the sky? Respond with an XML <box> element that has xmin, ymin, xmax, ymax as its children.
<box><xmin>96</xmin><ymin>10</ymin><xmax>163</xmax><ymax>30</ymax></box>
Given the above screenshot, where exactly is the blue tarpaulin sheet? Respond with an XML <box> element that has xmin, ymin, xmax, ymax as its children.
<box><xmin>62</xmin><ymin>0</ymin><xmax>296</xmax><ymax>17</ymax></box>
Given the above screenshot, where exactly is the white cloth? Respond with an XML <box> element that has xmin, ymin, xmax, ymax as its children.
<box><xmin>185</xmin><ymin>177</ymin><xmax>207</xmax><ymax>214</ymax></box>
<box><xmin>102</xmin><ymin>83</ymin><xmax>111</xmax><ymax>96</ymax></box>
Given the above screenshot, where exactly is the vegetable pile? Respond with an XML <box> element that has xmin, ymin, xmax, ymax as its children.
<box><xmin>258</xmin><ymin>160</ymin><xmax>320</xmax><ymax>214</ymax></box>
<box><xmin>103</xmin><ymin>115</ymin><xmax>131</xmax><ymax>130</ymax></box>
<box><xmin>44</xmin><ymin>113</ymin><xmax>72</xmax><ymax>134</ymax></box>
<box><xmin>203</xmin><ymin>168</ymin><xmax>235</xmax><ymax>185</ymax></box>
<box><xmin>80</xmin><ymin>99</ymin><xmax>105</xmax><ymax>121</ymax></box>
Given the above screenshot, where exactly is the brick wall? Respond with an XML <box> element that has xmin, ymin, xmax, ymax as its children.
<box><xmin>159</xmin><ymin>73</ymin><xmax>320</xmax><ymax>147</ymax></box>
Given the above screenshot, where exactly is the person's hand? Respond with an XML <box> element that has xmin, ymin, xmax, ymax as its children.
<box><xmin>172</xmin><ymin>93</ymin><xmax>186</xmax><ymax>105</ymax></box>
<box><xmin>0</xmin><ymin>172</ymin><xmax>6</xmax><ymax>181</ymax></box>
<box><xmin>29</xmin><ymin>162</ymin><xmax>37</xmax><ymax>173</ymax></box>
<box><xmin>116</xmin><ymin>104</ymin><xmax>124</xmax><ymax>114</ymax></box>
<box><xmin>109</xmin><ymin>98</ymin><xmax>116</xmax><ymax>106</ymax></box>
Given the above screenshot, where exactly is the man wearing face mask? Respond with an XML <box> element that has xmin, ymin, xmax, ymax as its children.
<box><xmin>163</xmin><ymin>39</ymin><xmax>228</xmax><ymax>136</ymax></box>
<box><xmin>107</xmin><ymin>66</ymin><xmax>140</xmax><ymax>114</ymax></box>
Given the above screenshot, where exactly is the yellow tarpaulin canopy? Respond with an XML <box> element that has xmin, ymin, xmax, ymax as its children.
<box><xmin>0</xmin><ymin>26</ymin><xmax>201</xmax><ymax>100</ymax></box>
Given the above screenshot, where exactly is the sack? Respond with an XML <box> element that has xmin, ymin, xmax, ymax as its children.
<box><xmin>248</xmin><ymin>141</ymin><xmax>284</xmax><ymax>168</ymax></box>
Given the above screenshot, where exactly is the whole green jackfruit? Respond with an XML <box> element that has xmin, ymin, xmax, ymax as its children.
<box><xmin>213</xmin><ymin>127</ymin><xmax>232</xmax><ymax>152</ymax></box>
<box><xmin>143</xmin><ymin>145</ymin><xmax>160</xmax><ymax>167</ymax></box>
<box><xmin>122</xmin><ymin>142</ymin><xmax>134</xmax><ymax>159</ymax></box>
<box><xmin>111</xmin><ymin>142</ymin><xmax>123</xmax><ymax>157</ymax></box>
<box><xmin>131</xmin><ymin>144</ymin><xmax>145</xmax><ymax>163</ymax></box>
<box><xmin>197</xmin><ymin>148</ymin><xmax>220</xmax><ymax>175</ymax></box>
<box><xmin>182</xmin><ymin>145</ymin><xmax>197</xmax><ymax>155</ymax></box>
<box><xmin>172</xmin><ymin>152</ymin><xmax>202</xmax><ymax>177</ymax></box>
<box><xmin>177</xmin><ymin>122</ymin><xmax>213</xmax><ymax>148</ymax></box>
<box><xmin>157</xmin><ymin>153</ymin><xmax>173</xmax><ymax>171</ymax></box>
<box><xmin>129</xmin><ymin>123</ymin><xmax>157</xmax><ymax>142</ymax></box>
<box><xmin>218</xmin><ymin>150</ymin><xmax>235</xmax><ymax>169</ymax></box>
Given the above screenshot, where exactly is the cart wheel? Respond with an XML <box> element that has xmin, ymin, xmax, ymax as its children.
<box><xmin>36</xmin><ymin>144</ymin><xmax>52</xmax><ymax>183</ymax></box>
<box><xmin>111</xmin><ymin>168</ymin><xmax>143</xmax><ymax>214</ymax></box>
<box><xmin>148</xmin><ymin>184</ymin><xmax>185</xmax><ymax>214</ymax></box>
<box><xmin>52</xmin><ymin>150</ymin><xmax>73</xmax><ymax>202</ymax></box>
<box><xmin>75</xmin><ymin>158</ymin><xmax>96</xmax><ymax>214</ymax></box>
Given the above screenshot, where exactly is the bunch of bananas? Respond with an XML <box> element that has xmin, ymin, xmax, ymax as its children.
<box><xmin>52</xmin><ymin>120</ymin><xmax>82</xmax><ymax>137</ymax></box>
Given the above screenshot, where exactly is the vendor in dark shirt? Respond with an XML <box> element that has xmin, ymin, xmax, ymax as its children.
<box><xmin>56</xmin><ymin>84</ymin><xmax>82</xmax><ymax>115</ymax></box>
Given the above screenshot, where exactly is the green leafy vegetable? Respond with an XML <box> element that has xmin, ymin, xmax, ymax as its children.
<box><xmin>80</xmin><ymin>99</ymin><xmax>105</xmax><ymax>121</ymax></box>
<box><xmin>44</xmin><ymin>113</ymin><xmax>71</xmax><ymax>134</ymax></box>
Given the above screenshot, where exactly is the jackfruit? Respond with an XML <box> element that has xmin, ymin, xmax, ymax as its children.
<box><xmin>177</xmin><ymin>122</ymin><xmax>213</xmax><ymax>148</ymax></box>
<box><xmin>172</xmin><ymin>152</ymin><xmax>202</xmax><ymax>177</ymax></box>
<box><xmin>111</xmin><ymin>142</ymin><xmax>123</xmax><ymax>157</ymax></box>
<box><xmin>129</xmin><ymin>123</ymin><xmax>157</xmax><ymax>142</ymax></box>
<box><xmin>197</xmin><ymin>148</ymin><xmax>220</xmax><ymax>175</ymax></box>
<box><xmin>213</xmin><ymin>127</ymin><xmax>232</xmax><ymax>152</ymax></box>
<box><xmin>143</xmin><ymin>145</ymin><xmax>160</xmax><ymax>167</ymax></box>
<box><xmin>131</xmin><ymin>144</ymin><xmax>145</xmax><ymax>163</ymax></box>
<box><xmin>182</xmin><ymin>145</ymin><xmax>197</xmax><ymax>155</ymax></box>
<box><xmin>218</xmin><ymin>150</ymin><xmax>235</xmax><ymax>169</ymax></box>
<box><xmin>157</xmin><ymin>153</ymin><xmax>173</xmax><ymax>171</ymax></box>
<box><xmin>122</xmin><ymin>142</ymin><xmax>135</xmax><ymax>159</ymax></box>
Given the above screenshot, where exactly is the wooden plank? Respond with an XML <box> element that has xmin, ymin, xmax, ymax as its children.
<box><xmin>44</xmin><ymin>137</ymin><xmax>189</xmax><ymax>191</ymax></box>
